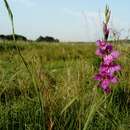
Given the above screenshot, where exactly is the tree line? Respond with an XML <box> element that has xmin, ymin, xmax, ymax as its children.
<box><xmin>0</xmin><ymin>34</ymin><xmax>60</xmax><ymax>43</ymax></box>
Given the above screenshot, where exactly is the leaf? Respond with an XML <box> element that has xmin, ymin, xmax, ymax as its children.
<box><xmin>3</xmin><ymin>0</ymin><xmax>15</xmax><ymax>40</ymax></box>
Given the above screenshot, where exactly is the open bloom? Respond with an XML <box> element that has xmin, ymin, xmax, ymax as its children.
<box><xmin>99</xmin><ymin>63</ymin><xmax>121</xmax><ymax>76</ymax></box>
<box><xmin>96</xmin><ymin>40</ymin><xmax>107</xmax><ymax>50</ymax></box>
<box><xmin>95</xmin><ymin>69</ymin><xmax>119</xmax><ymax>93</ymax></box>
<box><xmin>96</xmin><ymin>40</ymin><xmax>113</xmax><ymax>57</ymax></box>
<box><xmin>103</xmin><ymin>51</ymin><xmax>120</xmax><ymax>65</ymax></box>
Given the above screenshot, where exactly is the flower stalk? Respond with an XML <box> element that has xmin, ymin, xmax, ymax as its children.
<box><xmin>94</xmin><ymin>5</ymin><xmax>121</xmax><ymax>94</ymax></box>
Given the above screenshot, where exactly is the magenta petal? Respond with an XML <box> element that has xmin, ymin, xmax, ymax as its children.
<box><xmin>106</xmin><ymin>44</ymin><xmax>113</xmax><ymax>52</ymax></box>
<box><xmin>108</xmin><ymin>64</ymin><xmax>121</xmax><ymax>75</ymax></box>
<box><xmin>95</xmin><ymin>49</ymin><xmax>104</xmax><ymax>56</ymax></box>
<box><xmin>100</xmin><ymin>79</ymin><xmax>111</xmax><ymax>94</ymax></box>
<box><xmin>101</xmin><ymin>79</ymin><xmax>110</xmax><ymax>90</ymax></box>
<box><xmin>104</xmin><ymin>55</ymin><xmax>113</xmax><ymax>65</ymax></box>
<box><xmin>94</xmin><ymin>74</ymin><xmax>102</xmax><ymax>80</ymax></box>
<box><xmin>96</xmin><ymin>40</ymin><xmax>101</xmax><ymax>46</ymax></box>
<box><xmin>99</xmin><ymin>66</ymin><xmax>108</xmax><ymax>73</ymax></box>
<box><xmin>96</xmin><ymin>40</ymin><xmax>107</xmax><ymax>50</ymax></box>
<box><xmin>96</xmin><ymin>49</ymin><xmax>101</xmax><ymax>56</ymax></box>
<box><xmin>108</xmin><ymin>67</ymin><xmax>115</xmax><ymax>75</ymax></box>
<box><xmin>111</xmin><ymin>77</ymin><xmax>118</xmax><ymax>83</ymax></box>
<box><xmin>111</xmin><ymin>51</ymin><xmax>120</xmax><ymax>59</ymax></box>
<box><xmin>114</xmin><ymin>65</ymin><xmax>121</xmax><ymax>71</ymax></box>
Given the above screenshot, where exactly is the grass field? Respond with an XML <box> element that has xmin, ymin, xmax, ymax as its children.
<box><xmin>0</xmin><ymin>41</ymin><xmax>130</xmax><ymax>130</ymax></box>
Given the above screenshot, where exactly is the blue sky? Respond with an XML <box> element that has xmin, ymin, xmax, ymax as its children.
<box><xmin>0</xmin><ymin>0</ymin><xmax>130</xmax><ymax>41</ymax></box>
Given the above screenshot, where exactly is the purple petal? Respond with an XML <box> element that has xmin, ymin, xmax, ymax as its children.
<box><xmin>108</xmin><ymin>64</ymin><xmax>121</xmax><ymax>75</ymax></box>
<box><xmin>95</xmin><ymin>48</ymin><xmax>105</xmax><ymax>56</ymax></box>
<box><xmin>104</xmin><ymin>87</ymin><xmax>111</xmax><ymax>94</ymax></box>
<box><xmin>111</xmin><ymin>51</ymin><xmax>120</xmax><ymax>59</ymax></box>
<box><xmin>94</xmin><ymin>74</ymin><xmax>102</xmax><ymax>81</ymax></box>
<box><xmin>99</xmin><ymin>65</ymin><xmax>108</xmax><ymax>74</ymax></box>
<box><xmin>106</xmin><ymin>44</ymin><xmax>113</xmax><ymax>52</ymax></box>
<box><xmin>101</xmin><ymin>79</ymin><xmax>110</xmax><ymax>90</ymax></box>
<box><xmin>96</xmin><ymin>40</ymin><xmax>107</xmax><ymax>50</ymax></box>
<box><xmin>96</xmin><ymin>40</ymin><xmax>101</xmax><ymax>46</ymax></box>
<box><xmin>103</xmin><ymin>55</ymin><xmax>113</xmax><ymax>65</ymax></box>
<box><xmin>111</xmin><ymin>77</ymin><xmax>118</xmax><ymax>83</ymax></box>
<box><xmin>96</xmin><ymin>49</ymin><xmax>102</xmax><ymax>56</ymax></box>
<box><xmin>114</xmin><ymin>65</ymin><xmax>121</xmax><ymax>71</ymax></box>
<box><xmin>100</xmin><ymin>79</ymin><xmax>111</xmax><ymax>94</ymax></box>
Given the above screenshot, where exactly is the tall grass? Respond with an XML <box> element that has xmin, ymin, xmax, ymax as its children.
<box><xmin>3</xmin><ymin>0</ymin><xmax>46</xmax><ymax>129</ymax></box>
<box><xmin>3</xmin><ymin>0</ymin><xmax>15</xmax><ymax>40</ymax></box>
<box><xmin>0</xmin><ymin>41</ymin><xmax>130</xmax><ymax>130</ymax></box>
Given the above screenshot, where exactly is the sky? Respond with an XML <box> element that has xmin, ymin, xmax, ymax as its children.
<box><xmin>0</xmin><ymin>0</ymin><xmax>130</xmax><ymax>42</ymax></box>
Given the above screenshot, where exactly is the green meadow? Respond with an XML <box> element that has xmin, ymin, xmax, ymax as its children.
<box><xmin>0</xmin><ymin>41</ymin><xmax>130</xmax><ymax>130</ymax></box>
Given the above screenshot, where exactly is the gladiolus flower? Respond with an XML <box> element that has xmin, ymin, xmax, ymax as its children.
<box><xmin>94</xmin><ymin>5</ymin><xmax>120</xmax><ymax>94</ymax></box>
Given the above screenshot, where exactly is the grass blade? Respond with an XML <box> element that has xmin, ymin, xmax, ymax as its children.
<box><xmin>3</xmin><ymin>0</ymin><xmax>15</xmax><ymax>40</ymax></box>
<box><xmin>61</xmin><ymin>97</ymin><xmax>78</xmax><ymax>115</ymax></box>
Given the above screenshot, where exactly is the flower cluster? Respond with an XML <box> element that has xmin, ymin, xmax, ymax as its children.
<box><xmin>95</xmin><ymin>40</ymin><xmax>121</xmax><ymax>93</ymax></box>
<box><xmin>94</xmin><ymin>5</ymin><xmax>121</xmax><ymax>94</ymax></box>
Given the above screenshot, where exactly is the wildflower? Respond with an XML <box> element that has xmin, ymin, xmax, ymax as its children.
<box><xmin>94</xmin><ymin>5</ymin><xmax>121</xmax><ymax>94</ymax></box>
<box><xmin>99</xmin><ymin>63</ymin><xmax>121</xmax><ymax>76</ymax></box>
<box><xmin>96</xmin><ymin>40</ymin><xmax>107</xmax><ymax>50</ymax></box>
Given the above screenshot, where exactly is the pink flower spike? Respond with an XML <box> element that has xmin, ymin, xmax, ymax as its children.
<box><xmin>94</xmin><ymin>6</ymin><xmax>121</xmax><ymax>94</ymax></box>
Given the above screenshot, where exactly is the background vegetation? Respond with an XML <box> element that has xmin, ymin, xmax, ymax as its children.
<box><xmin>0</xmin><ymin>41</ymin><xmax>130</xmax><ymax>130</ymax></box>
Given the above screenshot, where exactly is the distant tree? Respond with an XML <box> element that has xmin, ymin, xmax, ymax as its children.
<box><xmin>36</xmin><ymin>36</ymin><xmax>45</xmax><ymax>42</ymax></box>
<box><xmin>0</xmin><ymin>34</ymin><xmax>27</xmax><ymax>41</ymax></box>
<box><xmin>36</xmin><ymin>36</ymin><xmax>59</xmax><ymax>42</ymax></box>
